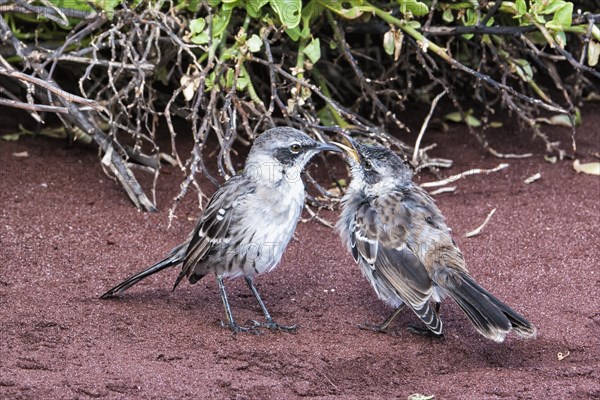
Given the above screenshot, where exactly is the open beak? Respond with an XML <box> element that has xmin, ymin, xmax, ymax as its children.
<box><xmin>332</xmin><ymin>133</ymin><xmax>359</xmax><ymax>163</ymax></box>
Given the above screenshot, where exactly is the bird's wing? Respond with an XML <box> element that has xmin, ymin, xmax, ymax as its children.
<box><xmin>350</xmin><ymin>200</ymin><xmax>380</xmax><ymax>265</ymax></box>
<box><xmin>174</xmin><ymin>175</ymin><xmax>254</xmax><ymax>288</ymax></box>
<box><xmin>353</xmin><ymin>190</ymin><xmax>443</xmax><ymax>333</ymax></box>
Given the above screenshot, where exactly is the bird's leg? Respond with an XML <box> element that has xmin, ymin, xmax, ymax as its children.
<box><xmin>407</xmin><ymin>302</ymin><xmax>444</xmax><ymax>339</ymax></box>
<box><xmin>360</xmin><ymin>304</ymin><xmax>406</xmax><ymax>333</ymax></box>
<box><xmin>244</xmin><ymin>277</ymin><xmax>297</xmax><ymax>333</ymax></box>
<box><xmin>217</xmin><ymin>276</ymin><xmax>258</xmax><ymax>334</ymax></box>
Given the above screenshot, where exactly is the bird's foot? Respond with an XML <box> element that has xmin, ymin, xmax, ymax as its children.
<box><xmin>407</xmin><ymin>324</ymin><xmax>444</xmax><ymax>339</ymax></box>
<box><xmin>358</xmin><ymin>322</ymin><xmax>390</xmax><ymax>334</ymax></box>
<box><xmin>248</xmin><ymin>319</ymin><xmax>297</xmax><ymax>333</ymax></box>
<box><xmin>220</xmin><ymin>320</ymin><xmax>261</xmax><ymax>335</ymax></box>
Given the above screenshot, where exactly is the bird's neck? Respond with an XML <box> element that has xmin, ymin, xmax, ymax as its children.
<box><xmin>243</xmin><ymin>156</ymin><xmax>304</xmax><ymax>189</ymax></box>
<box><xmin>347</xmin><ymin>181</ymin><xmax>409</xmax><ymax>202</ymax></box>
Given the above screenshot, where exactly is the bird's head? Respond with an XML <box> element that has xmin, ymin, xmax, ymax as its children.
<box><xmin>244</xmin><ymin>127</ymin><xmax>340</xmax><ymax>184</ymax></box>
<box><xmin>334</xmin><ymin>134</ymin><xmax>413</xmax><ymax>196</ymax></box>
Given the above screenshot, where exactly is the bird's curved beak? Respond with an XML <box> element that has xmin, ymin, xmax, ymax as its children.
<box><xmin>315</xmin><ymin>141</ymin><xmax>343</xmax><ymax>153</ymax></box>
<box><xmin>332</xmin><ymin>133</ymin><xmax>360</xmax><ymax>163</ymax></box>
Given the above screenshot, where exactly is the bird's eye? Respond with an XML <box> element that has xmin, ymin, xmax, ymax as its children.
<box><xmin>363</xmin><ymin>159</ymin><xmax>373</xmax><ymax>171</ymax></box>
<box><xmin>289</xmin><ymin>143</ymin><xmax>301</xmax><ymax>154</ymax></box>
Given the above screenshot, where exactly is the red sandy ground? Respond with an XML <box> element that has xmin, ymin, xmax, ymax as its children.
<box><xmin>1</xmin><ymin>107</ymin><xmax>599</xmax><ymax>399</ymax></box>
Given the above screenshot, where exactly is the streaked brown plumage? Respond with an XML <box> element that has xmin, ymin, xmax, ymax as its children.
<box><xmin>336</xmin><ymin>137</ymin><xmax>536</xmax><ymax>342</ymax></box>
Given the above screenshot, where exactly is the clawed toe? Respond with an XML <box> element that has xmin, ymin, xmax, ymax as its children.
<box><xmin>220</xmin><ymin>320</ymin><xmax>262</xmax><ymax>335</ymax></box>
<box><xmin>262</xmin><ymin>319</ymin><xmax>297</xmax><ymax>333</ymax></box>
<box><xmin>270</xmin><ymin>322</ymin><xmax>297</xmax><ymax>333</ymax></box>
<box><xmin>246</xmin><ymin>319</ymin><xmax>297</xmax><ymax>333</ymax></box>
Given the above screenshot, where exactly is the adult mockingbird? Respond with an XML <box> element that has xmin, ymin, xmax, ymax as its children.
<box><xmin>101</xmin><ymin>127</ymin><xmax>340</xmax><ymax>333</ymax></box>
<box><xmin>335</xmin><ymin>136</ymin><xmax>536</xmax><ymax>342</ymax></box>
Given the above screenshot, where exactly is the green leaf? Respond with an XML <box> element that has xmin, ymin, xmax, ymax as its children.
<box><xmin>399</xmin><ymin>0</ymin><xmax>429</xmax><ymax>17</ymax></box>
<box><xmin>190</xmin><ymin>18</ymin><xmax>206</xmax><ymax>34</ymax></box>
<box><xmin>540</xmin><ymin>0</ymin><xmax>566</xmax><ymax>15</ymax></box>
<box><xmin>444</xmin><ymin>111</ymin><xmax>462</xmax><ymax>123</ymax></box>
<box><xmin>92</xmin><ymin>0</ymin><xmax>120</xmax><ymax>12</ymax></box>
<box><xmin>465</xmin><ymin>114</ymin><xmax>481</xmax><ymax>127</ymax></box>
<box><xmin>246</xmin><ymin>34</ymin><xmax>263</xmax><ymax>52</ymax></box>
<box><xmin>464</xmin><ymin>8</ymin><xmax>477</xmax><ymax>26</ymax></box>
<box><xmin>284</xmin><ymin>0</ymin><xmax>316</xmax><ymax>41</ymax></box>
<box><xmin>270</xmin><ymin>0</ymin><xmax>302</xmax><ymax>29</ymax></box>
<box><xmin>303</xmin><ymin>38</ymin><xmax>321</xmax><ymax>63</ymax></box>
<box><xmin>548</xmin><ymin>113</ymin><xmax>575</xmax><ymax>127</ymax></box>
<box><xmin>406</xmin><ymin>20</ymin><xmax>421</xmax><ymax>29</ymax></box>
<box><xmin>444</xmin><ymin>110</ymin><xmax>481</xmax><ymax>127</ymax></box>
<box><xmin>511</xmin><ymin>58</ymin><xmax>533</xmax><ymax>82</ymax></box>
<box><xmin>220</xmin><ymin>45</ymin><xmax>239</xmax><ymax>61</ymax></box>
<box><xmin>460</xmin><ymin>8</ymin><xmax>477</xmax><ymax>39</ymax></box>
<box><xmin>383</xmin><ymin>31</ymin><xmax>395</xmax><ymax>56</ymax></box>
<box><xmin>191</xmin><ymin>32</ymin><xmax>210</xmax><ymax>44</ymax></box>
<box><xmin>185</xmin><ymin>0</ymin><xmax>202</xmax><ymax>12</ymax></box>
<box><xmin>1</xmin><ymin>133</ymin><xmax>23</xmax><ymax>141</ymax></box>
<box><xmin>537</xmin><ymin>110</ymin><xmax>580</xmax><ymax>127</ymax></box>
<box><xmin>236</xmin><ymin>75</ymin><xmax>250</xmax><ymax>91</ymax></box>
<box><xmin>49</xmin><ymin>0</ymin><xmax>92</xmax><ymax>12</ymax></box>
<box><xmin>246</xmin><ymin>0</ymin><xmax>269</xmax><ymax>18</ymax></box>
<box><xmin>383</xmin><ymin>29</ymin><xmax>403</xmax><ymax>60</ymax></box>
<box><xmin>224</xmin><ymin>68</ymin><xmax>251</xmax><ymax>91</ymax></box>
<box><xmin>545</xmin><ymin>20</ymin><xmax>562</xmax><ymax>30</ymax></box>
<box><xmin>204</xmin><ymin>71</ymin><xmax>215</xmax><ymax>90</ymax></box>
<box><xmin>515</xmin><ymin>0</ymin><xmax>527</xmax><ymax>16</ymax></box>
<box><xmin>212</xmin><ymin>7</ymin><xmax>233</xmax><ymax>38</ymax></box>
<box><xmin>285</xmin><ymin>26</ymin><xmax>301</xmax><ymax>41</ymax></box>
<box><xmin>552</xmin><ymin>2</ymin><xmax>573</xmax><ymax>28</ymax></box>
<box><xmin>442</xmin><ymin>8</ymin><xmax>454</xmax><ymax>23</ymax></box>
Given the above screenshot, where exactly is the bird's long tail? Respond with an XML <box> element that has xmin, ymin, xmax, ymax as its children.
<box><xmin>443</xmin><ymin>270</ymin><xmax>537</xmax><ymax>342</ymax></box>
<box><xmin>100</xmin><ymin>243</ymin><xmax>187</xmax><ymax>299</ymax></box>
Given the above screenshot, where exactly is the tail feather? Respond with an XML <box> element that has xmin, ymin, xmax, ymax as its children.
<box><xmin>413</xmin><ymin>301</ymin><xmax>443</xmax><ymax>335</ymax></box>
<box><xmin>100</xmin><ymin>243</ymin><xmax>187</xmax><ymax>299</ymax></box>
<box><xmin>476</xmin><ymin>278</ymin><xmax>537</xmax><ymax>339</ymax></box>
<box><xmin>445</xmin><ymin>271</ymin><xmax>536</xmax><ymax>342</ymax></box>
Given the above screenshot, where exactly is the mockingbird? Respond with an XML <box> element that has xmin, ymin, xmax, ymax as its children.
<box><xmin>101</xmin><ymin>127</ymin><xmax>340</xmax><ymax>333</ymax></box>
<box><xmin>334</xmin><ymin>136</ymin><xmax>536</xmax><ymax>342</ymax></box>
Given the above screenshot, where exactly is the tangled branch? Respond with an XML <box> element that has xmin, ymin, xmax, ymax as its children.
<box><xmin>0</xmin><ymin>0</ymin><xmax>597</xmax><ymax>212</ymax></box>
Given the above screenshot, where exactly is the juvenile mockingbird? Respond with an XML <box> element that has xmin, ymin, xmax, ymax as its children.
<box><xmin>335</xmin><ymin>136</ymin><xmax>536</xmax><ymax>342</ymax></box>
<box><xmin>101</xmin><ymin>127</ymin><xmax>340</xmax><ymax>333</ymax></box>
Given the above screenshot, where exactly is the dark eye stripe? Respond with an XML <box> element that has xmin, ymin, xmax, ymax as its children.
<box><xmin>274</xmin><ymin>148</ymin><xmax>301</xmax><ymax>165</ymax></box>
